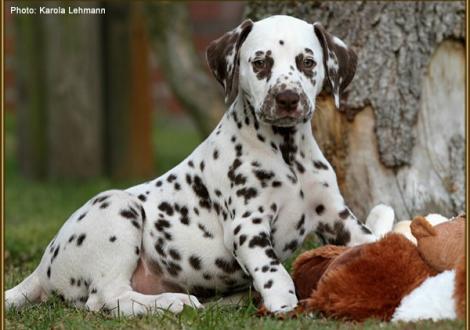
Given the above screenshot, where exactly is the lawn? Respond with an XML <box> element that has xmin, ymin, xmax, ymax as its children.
<box><xmin>4</xmin><ymin>112</ymin><xmax>465</xmax><ymax>329</ymax></box>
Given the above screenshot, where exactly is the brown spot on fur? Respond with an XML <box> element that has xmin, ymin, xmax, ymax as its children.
<box><xmin>339</xmin><ymin>209</ymin><xmax>350</xmax><ymax>219</ymax></box>
<box><xmin>316</xmin><ymin>221</ymin><xmax>351</xmax><ymax>245</ymax></box>
<box><xmin>315</xmin><ymin>204</ymin><xmax>325</xmax><ymax>215</ymax></box>
<box><xmin>313</xmin><ymin>23</ymin><xmax>357</xmax><ymax>107</ymax></box>
<box><xmin>206</xmin><ymin>20</ymin><xmax>253</xmax><ymax>104</ymax></box>
<box><xmin>252</xmin><ymin>52</ymin><xmax>274</xmax><ymax>81</ymax></box>
<box><xmin>331</xmin><ymin>222</ymin><xmax>350</xmax><ymax>245</ymax></box>
<box><xmin>191</xmin><ymin>285</ymin><xmax>217</xmax><ymax>298</ymax></box>
<box><xmin>295</xmin><ymin>53</ymin><xmax>315</xmax><ymax>79</ymax></box>
<box><xmin>215</xmin><ymin>257</ymin><xmax>240</xmax><ymax>273</ymax></box>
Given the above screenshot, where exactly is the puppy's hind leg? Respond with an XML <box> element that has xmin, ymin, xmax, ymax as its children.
<box><xmin>74</xmin><ymin>190</ymin><xmax>202</xmax><ymax>316</ymax></box>
<box><xmin>5</xmin><ymin>268</ymin><xmax>47</xmax><ymax>310</ymax></box>
<box><xmin>87</xmin><ymin>277</ymin><xmax>202</xmax><ymax>316</ymax></box>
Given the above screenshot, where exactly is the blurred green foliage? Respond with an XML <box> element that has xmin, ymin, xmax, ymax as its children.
<box><xmin>5</xmin><ymin>111</ymin><xmax>201</xmax><ymax>267</ymax></box>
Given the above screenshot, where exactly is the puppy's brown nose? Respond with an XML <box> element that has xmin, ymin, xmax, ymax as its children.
<box><xmin>276</xmin><ymin>90</ymin><xmax>300</xmax><ymax>112</ymax></box>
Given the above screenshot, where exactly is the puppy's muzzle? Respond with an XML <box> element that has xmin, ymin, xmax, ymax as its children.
<box><xmin>275</xmin><ymin>90</ymin><xmax>301</xmax><ymax>118</ymax></box>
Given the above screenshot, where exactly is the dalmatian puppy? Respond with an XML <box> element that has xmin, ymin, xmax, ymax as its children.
<box><xmin>6</xmin><ymin>15</ymin><xmax>388</xmax><ymax>316</ymax></box>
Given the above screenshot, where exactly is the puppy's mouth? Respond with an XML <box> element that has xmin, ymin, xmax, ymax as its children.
<box><xmin>257</xmin><ymin>87</ymin><xmax>313</xmax><ymax>127</ymax></box>
<box><xmin>258</xmin><ymin>107</ymin><xmax>312</xmax><ymax>127</ymax></box>
<box><xmin>260</xmin><ymin>113</ymin><xmax>307</xmax><ymax>127</ymax></box>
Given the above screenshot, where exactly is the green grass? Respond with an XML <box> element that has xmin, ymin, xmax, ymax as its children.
<box><xmin>4</xmin><ymin>112</ymin><xmax>465</xmax><ymax>329</ymax></box>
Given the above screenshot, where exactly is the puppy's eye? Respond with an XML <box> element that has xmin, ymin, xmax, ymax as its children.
<box><xmin>253</xmin><ymin>59</ymin><xmax>266</xmax><ymax>69</ymax></box>
<box><xmin>303</xmin><ymin>58</ymin><xmax>316</xmax><ymax>69</ymax></box>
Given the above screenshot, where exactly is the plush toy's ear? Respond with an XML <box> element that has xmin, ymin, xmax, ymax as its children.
<box><xmin>206</xmin><ymin>19</ymin><xmax>254</xmax><ymax>105</ymax></box>
<box><xmin>313</xmin><ymin>23</ymin><xmax>357</xmax><ymax>109</ymax></box>
<box><xmin>410</xmin><ymin>216</ymin><xmax>437</xmax><ymax>240</ymax></box>
<box><xmin>292</xmin><ymin>245</ymin><xmax>348</xmax><ymax>300</ymax></box>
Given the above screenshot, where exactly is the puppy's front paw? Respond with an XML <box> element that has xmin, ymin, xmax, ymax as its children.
<box><xmin>263</xmin><ymin>292</ymin><xmax>298</xmax><ymax>314</ymax></box>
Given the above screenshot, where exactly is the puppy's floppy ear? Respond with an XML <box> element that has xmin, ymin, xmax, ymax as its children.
<box><xmin>313</xmin><ymin>23</ymin><xmax>357</xmax><ymax>109</ymax></box>
<box><xmin>206</xmin><ymin>19</ymin><xmax>254</xmax><ymax>105</ymax></box>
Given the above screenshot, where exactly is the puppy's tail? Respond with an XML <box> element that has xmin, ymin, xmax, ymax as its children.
<box><xmin>5</xmin><ymin>268</ymin><xmax>45</xmax><ymax>310</ymax></box>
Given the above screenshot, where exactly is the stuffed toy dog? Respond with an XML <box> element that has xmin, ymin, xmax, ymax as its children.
<box><xmin>392</xmin><ymin>214</ymin><xmax>465</xmax><ymax>321</ymax></box>
<box><xmin>292</xmin><ymin>214</ymin><xmax>465</xmax><ymax>322</ymax></box>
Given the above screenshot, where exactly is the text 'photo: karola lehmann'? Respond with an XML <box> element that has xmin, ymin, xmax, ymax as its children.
<box><xmin>10</xmin><ymin>5</ymin><xmax>106</xmax><ymax>15</ymax></box>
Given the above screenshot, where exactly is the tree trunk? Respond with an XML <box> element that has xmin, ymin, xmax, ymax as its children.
<box><xmin>245</xmin><ymin>1</ymin><xmax>465</xmax><ymax>220</ymax></box>
<box><xmin>103</xmin><ymin>2</ymin><xmax>155</xmax><ymax>180</ymax></box>
<box><xmin>15</xmin><ymin>1</ymin><xmax>155</xmax><ymax>180</ymax></box>
<box><xmin>44</xmin><ymin>1</ymin><xmax>104</xmax><ymax>179</ymax></box>
<box><xmin>15</xmin><ymin>9</ymin><xmax>48</xmax><ymax>179</ymax></box>
<box><xmin>15</xmin><ymin>1</ymin><xmax>104</xmax><ymax>179</ymax></box>
<box><xmin>144</xmin><ymin>2</ymin><xmax>226</xmax><ymax>138</ymax></box>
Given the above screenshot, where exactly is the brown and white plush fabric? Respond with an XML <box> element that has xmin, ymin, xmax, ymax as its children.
<box><xmin>292</xmin><ymin>245</ymin><xmax>348</xmax><ymax>300</ymax></box>
<box><xmin>293</xmin><ymin>214</ymin><xmax>466</xmax><ymax>322</ymax></box>
<box><xmin>394</xmin><ymin>214</ymin><xmax>466</xmax><ymax>321</ymax></box>
<box><xmin>6</xmin><ymin>15</ymin><xmax>385</xmax><ymax>316</ymax></box>
<box><xmin>411</xmin><ymin>214</ymin><xmax>465</xmax><ymax>272</ymax></box>
<box><xmin>293</xmin><ymin>233</ymin><xmax>436</xmax><ymax>321</ymax></box>
<box><xmin>454</xmin><ymin>256</ymin><xmax>466</xmax><ymax>320</ymax></box>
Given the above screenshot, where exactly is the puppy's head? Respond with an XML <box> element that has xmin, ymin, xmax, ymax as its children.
<box><xmin>207</xmin><ymin>15</ymin><xmax>357</xmax><ymax>127</ymax></box>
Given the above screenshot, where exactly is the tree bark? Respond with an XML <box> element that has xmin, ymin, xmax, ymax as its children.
<box><xmin>103</xmin><ymin>2</ymin><xmax>155</xmax><ymax>180</ymax></box>
<box><xmin>245</xmin><ymin>1</ymin><xmax>465</xmax><ymax>220</ymax></box>
<box><xmin>44</xmin><ymin>1</ymin><xmax>104</xmax><ymax>179</ymax></box>
<box><xmin>144</xmin><ymin>2</ymin><xmax>226</xmax><ymax>138</ymax></box>
<box><xmin>15</xmin><ymin>1</ymin><xmax>104</xmax><ymax>179</ymax></box>
<box><xmin>15</xmin><ymin>1</ymin><xmax>155</xmax><ymax>180</ymax></box>
<box><xmin>15</xmin><ymin>9</ymin><xmax>48</xmax><ymax>179</ymax></box>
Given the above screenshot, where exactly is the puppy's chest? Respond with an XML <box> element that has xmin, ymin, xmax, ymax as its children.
<box><xmin>268</xmin><ymin>162</ymin><xmax>323</xmax><ymax>256</ymax></box>
<box><xmin>266</xmin><ymin>151</ymin><xmax>327</xmax><ymax>204</ymax></box>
